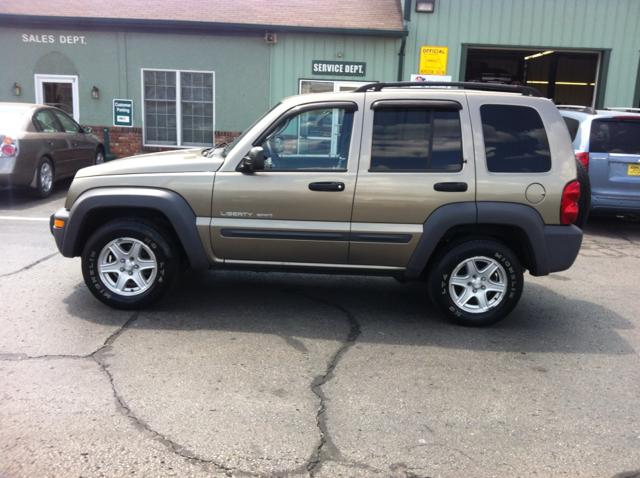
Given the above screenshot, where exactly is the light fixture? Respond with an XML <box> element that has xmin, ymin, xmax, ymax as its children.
<box><xmin>12</xmin><ymin>83</ymin><xmax>21</xmax><ymax>96</ymax></box>
<box><xmin>337</xmin><ymin>51</ymin><xmax>344</xmax><ymax>58</ymax></box>
<box><xmin>416</xmin><ymin>0</ymin><xmax>435</xmax><ymax>13</ymax></box>
<box><xmin>91</xmin><ymin>86</ymin><xmax>99</xmax><ymax>99</ymax></box>
<box><xmin>524</xmin><ymin>51</ymin><xmax>554</xmax><ymax>60</ymax></box>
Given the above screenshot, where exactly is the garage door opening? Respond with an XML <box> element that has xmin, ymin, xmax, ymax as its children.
<box><xmin>464</xmin><ymin>48</ymin><xmax>600</xmax><ymax>107</ymax></box>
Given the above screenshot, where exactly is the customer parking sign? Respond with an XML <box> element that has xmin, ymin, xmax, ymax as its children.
<box><xmin>113</xmin><ymin>99</ymin><xmax>133</xmax><ymax>127</ymax></box>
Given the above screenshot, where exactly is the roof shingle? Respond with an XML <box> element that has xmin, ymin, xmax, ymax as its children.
<box><xmin>0</xmin><ymin>0</ymin><xmax>404</xmax><ymax>32</ymax></box>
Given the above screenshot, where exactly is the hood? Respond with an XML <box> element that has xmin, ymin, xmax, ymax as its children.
<box><xmin>76</xmin><ymin>148</ymin><xmax>225</xmax><ymax>178</ymax></box>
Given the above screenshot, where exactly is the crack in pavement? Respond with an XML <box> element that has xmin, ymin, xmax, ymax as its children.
<box><xmin>90</xmin><ymin>312</ymin><xmax>235</xmax><ymax>476</ymax></box>
<box><xmin>282</xmin><ymin>289</ymin><xmax>362</xmax><ymax>477</ymax></box>
<box><xmin>4</xmin><ymin>288</ymin><xmax>368</xmax><ymax>477</ymax></box>
<box><xmin>0</xmin><ymin>252</ymin><xmax>59</xmax><ymax>278</ymax></box>
<box><xmin>2</xmin><ymin>312</ymin><xmax>235</xmax><ymax>476</ymax></box>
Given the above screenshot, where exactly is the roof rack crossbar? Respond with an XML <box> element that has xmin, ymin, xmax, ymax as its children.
<box><xmin>603</xmin><ymin>107</ymin><xmax>640</xmax><ymax>113</ymax></box>
<box><xmin>352</xmin><ymin>81</ymin><xmax>542</xmax><ymax>97</ymax></box>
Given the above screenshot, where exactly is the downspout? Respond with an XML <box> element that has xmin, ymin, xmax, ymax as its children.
<box><xmin>397</xmin><ymin>0</ymin><xmax>412</xmax><ymax>81</ymax></box>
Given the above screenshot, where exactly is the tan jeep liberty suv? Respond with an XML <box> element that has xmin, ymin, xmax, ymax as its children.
<box><xmin>51</xmin><ymin>82</ymin><xmax>585</xmax><ymax>326</ymax></box>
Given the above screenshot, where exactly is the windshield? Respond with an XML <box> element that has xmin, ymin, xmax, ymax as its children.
<box><xmin>0</xmin><ymin>107</ymin><xmax>28</xmax><ymax>132</ymax></box>
<box><xmin>222</xmin><ymin>103</ymin><xmax>282</xmax><ymax>158</ymax></box>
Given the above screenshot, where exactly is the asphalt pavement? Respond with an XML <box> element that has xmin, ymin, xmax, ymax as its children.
<box><xmin>1</xmin><ymin>184</ymin><xmax>639</xmax><ymax>478</ymax></box>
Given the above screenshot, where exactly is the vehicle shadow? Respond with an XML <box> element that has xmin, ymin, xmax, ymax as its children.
<box><xmin>63</xmin><ymin>268</ymin><xmax>635</xmax><ymax>356</ymax></box>
<box><xmin>0</xmin><ymin>177</ymin><xmax>72</xmax><ymax>210</ymax></box>
<box><xmin>583</xmin><ymin>215</ymin><xmax>640</xmax><ymax>242</ymax></box>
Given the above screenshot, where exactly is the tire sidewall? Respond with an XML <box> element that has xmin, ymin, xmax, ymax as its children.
<box><xmin>82</xmin><ymin>221</ymin><xmax>177</xmax><ymax>309</ymax></box>
<box><xmin>95</xmin><ymin>149</ymin><xmax>105</xmax><ymax>165</ymax></box>
<box><xmin>430</xmin><ymin>241</ymin><xmax>523</xmax><ymax>327</ymax></box>
<box><xmin>35</xmin><ymin>157</ymin><xmax>53</xmax><ymax>198</ymax></box>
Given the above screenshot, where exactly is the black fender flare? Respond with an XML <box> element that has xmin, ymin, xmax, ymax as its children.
<box><xmin>404</xmin><ymin>201</ymin><xmax>571</xmax><ymax>279</ymax></box>
<box><xmin>54</xmin><ymin>187</ymin><xmax>210</xmax><ymax>269</ymax></box>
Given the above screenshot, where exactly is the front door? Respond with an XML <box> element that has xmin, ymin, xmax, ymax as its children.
<box><xmin>35</xmin><ymin>75</ymin><xmax>79</xmax><ymax>121</ymax></box>
<box><xmin>210</xmin><ymin>101</ymin><xmax>362</xmax><ymax>264</ymax></box>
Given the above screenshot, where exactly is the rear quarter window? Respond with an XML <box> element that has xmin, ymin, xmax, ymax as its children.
<box><xmin>562</xmin><ymin>116</ymin><xmax>580</xmax><ymax>142</ymax></box>
<box><xmin>480</xmin><ymin>104</ymin><xmax>551</xmax><ymax>173</ymax></box>
<box><xmin>589</xmin><ymin>119</ymin><xmax>640</xmax><ymax>154</ymax></box>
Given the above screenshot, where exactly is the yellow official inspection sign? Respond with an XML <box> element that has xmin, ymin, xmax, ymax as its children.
<box><xmin>419</xmin><ymin>46</ymin><xmax>448</xmax><ymax>76</ymax></box>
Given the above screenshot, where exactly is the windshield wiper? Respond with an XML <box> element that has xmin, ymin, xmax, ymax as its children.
<box><xmin>202</xmin><ymin>142</ymin><xmax>229</xmax><ymax>158</ymax></box>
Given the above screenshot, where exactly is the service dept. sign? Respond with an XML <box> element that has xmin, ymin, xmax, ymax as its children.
<box><xmin>113</xmin><ymin>100</ymin><xmax>133</xmax><ymax>127</ymax></box>
<box><xmin>312</xmin><ymin>60</ymin><xmax>366</xmax><ymax>77</ymax></box>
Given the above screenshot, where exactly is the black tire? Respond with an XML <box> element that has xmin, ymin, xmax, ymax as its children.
<box><xmin>95</xmin><ymin>148</ymin><xmax>105</xmax><ymax>165</ymax></box>
<box><xmin>33</xmin><ymin>157</ymin><xmax>54</xmax><ymax>198</ymax></box>
<box><xmin>81</xmin><ymin>220</ymin><xmax>180</xmax><ymax>309</ymax></box>
<box><xmin>574</xmin><ymin>158</ymin><xmax>591</xmax><ymax>229</ymax></box>
<box><xmin>428</xmin><ymin>239</ymin><xmax>524</xmax><ymax>327</ymax></box>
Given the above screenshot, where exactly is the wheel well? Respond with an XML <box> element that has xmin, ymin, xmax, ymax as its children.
<box><xmin>72</xmin><ymin>207</ymin><xmax>186</xmax><ymax>260</ymax></box>
<box><xmin>425</xmin><ymin>224</ymin><xmax>535</xmax><ymax>274</ymax></box>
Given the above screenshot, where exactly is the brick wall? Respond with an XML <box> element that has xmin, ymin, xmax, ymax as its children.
<box><xmin>88</xmin><ymin>126</ymin><xmax>241</xmax><ymax>159</ymax></box>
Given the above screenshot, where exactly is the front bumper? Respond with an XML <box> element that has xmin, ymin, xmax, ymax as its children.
<box><xmin>50</xmin><ymin>208</ymin><xmax>70</xmax><ymax>255</ymax></box>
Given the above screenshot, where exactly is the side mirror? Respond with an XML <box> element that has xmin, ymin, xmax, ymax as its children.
<box><xmin>82</xmin><ymin>126</ymin><xmax>92</xmax><ymax>134</ymax></box>
<box><xmin>239</xmin><ymin>147</ymin><xmax>265</xmax><ymax>172</ymax></box>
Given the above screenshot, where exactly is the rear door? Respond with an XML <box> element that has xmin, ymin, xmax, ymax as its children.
<box><xmin>588</xmin><ymin>117</ymin><xmax>640</xmax><ymax>201</ymax></box>
<box><xmin>210</xmin><ymin>100</ymin><xmax>363</xmax><ymax>264</ymax></box>
<box><xmin>350</xmin><ymin>90</ymin><xmax>476</xmax><ymax>266</ymax></box>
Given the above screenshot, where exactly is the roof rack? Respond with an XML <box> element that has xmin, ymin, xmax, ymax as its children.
<box><xmin>352</xmin><ymin>81</ymin><xmax>542</xmax><ymax>97</ymax></box>
<box><xmin>556</xmin><ymin>105</ymin><xmax>597</xmax><ymax>114</ymax></box>
<box><xmin>603</xmin><ymin>107</ymin><xmax>640</xmax><ymax>113</ymax></box>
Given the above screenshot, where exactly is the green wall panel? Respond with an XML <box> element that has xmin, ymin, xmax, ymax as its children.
<box><xmin>404</xmin><ymin>0</ymin><xmax>640</xmax><ymax>107</ymax></box>
<box><xmin>268</xmin><ymin>33</ymin><xmax>400</xmax><ymax>103</ymax></box>
<box><xmin>1</xmin><ymin>28</ymin><xmax>271</xmax><ymax>132</ymax></box>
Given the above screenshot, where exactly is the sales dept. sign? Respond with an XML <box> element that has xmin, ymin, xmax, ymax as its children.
<box><xmin>312</xmin><ymin>60</ymin><xmax>366</xmax><ymax>77</ymax></box>
<box><xmin>419</xmin><ymin>46</ymin><xmax>448</xmax><ymax>76</ymax></box>
<box><xmin>113</xmin><ymin>99</ymin><xmax>133</xmax><ymax>127</ymax></box>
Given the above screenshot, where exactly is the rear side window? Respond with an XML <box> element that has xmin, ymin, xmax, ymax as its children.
<box><xmin>562</xmin><ymin>116</ymin><xmax>580</xmax><ymax>142</ymax></box>
<box><xmin>589</xmin><ymin>119</ymin><xmax>640</xmax><ymax>154</ymax></box>
<box><xmin>370</xmin><ymin>107</ymin><xmax>463</xmax><ymax>172</ymax></box>
<box><xmin>481</xmin><ymin>105</ymin><xmax>551</xmax><ymax>173</ymax></box>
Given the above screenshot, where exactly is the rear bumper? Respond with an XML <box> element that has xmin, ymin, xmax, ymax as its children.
<box><xmin>544</xmin><ymin>224</ymin><xmax>583</xmax><ymax>273</ymax></box>
<box><xmin>591</xmin><ymin>195</ymin><xmax>640</xmax><ymax>215</ymax></box>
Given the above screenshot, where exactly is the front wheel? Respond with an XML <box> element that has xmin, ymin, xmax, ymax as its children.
<box><xmin>94</xmin><ymin>149</ymin><xmax>105</xmax><ymax>165</ymax></box>
<box><xmin>428</xmin><ymin>240</ymin><xmax>523</xmax><ymax>327</ymax></box>
<box><xmin>82</xmin><ymin>220</ymin><xmax>180</xmax><ymax>309</ymax></box>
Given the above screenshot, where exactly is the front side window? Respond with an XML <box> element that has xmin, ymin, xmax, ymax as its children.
<box><xmin>259</xmin><ymin>107</ymin><xmax>354</xmax><ymax>170</ymax></box>
<box><xmin>143</xmin><ymin>70</ymin><xmax>214</xmax><ymax>147</ymax></box>
<box><xmin>481</xmin><ymin>104</ymin><xmax>551</xmax><ymax>173</ymax></box>
<box><xmin>370</xmin><ymin>107</ymin><xmax>463</xmax><ymax>171</ymax></box>
<box><xmin>52</xmin><ymin>110</ymin><xmax>81</xmax><ymax>133</ymax></box>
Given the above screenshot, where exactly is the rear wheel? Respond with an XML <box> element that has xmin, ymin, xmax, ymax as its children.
<box><xmin>81</xmin><ymin>220</ymin><xmax>180</xmax><ymax>309</ymax></box>
<box><xmin>34</xmin><ymin>157</ymin><xmax>54</xmax><ymax>198</ymax></box>
<box><xmin>428</xmin><ymin>239</ymin><xmax>523</xmax><ymax>327</ymax></box>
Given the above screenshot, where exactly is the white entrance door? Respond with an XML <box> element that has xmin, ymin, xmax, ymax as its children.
<box><xmin>35</xmin><ymin>74</ymin><xmax>80</xmax><ymax>121</ymax></box>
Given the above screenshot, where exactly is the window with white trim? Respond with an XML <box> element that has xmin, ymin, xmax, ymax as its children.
<box><xmin>143</xmin><ymin>69</ymin><xmax>215</xmax><ymax>147</ymax></box>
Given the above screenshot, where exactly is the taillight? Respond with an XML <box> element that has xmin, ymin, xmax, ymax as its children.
<box><xmin>575</xmin><ymin>152</ymin><xmax>589</xmax><ymax>171</ymax></box>
<box><xmin>1</xmin><ymin>136</ymin><xmax>17</xmax><ymax>156</ymax></box>
<box><xmin>561</xmin><ymin>181</ymin><xmax>580</xmax><ymax>225</ymax></box>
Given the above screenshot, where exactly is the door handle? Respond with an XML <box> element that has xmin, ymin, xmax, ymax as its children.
<box><xmin>309</xmin><ymin>182</ymin><xmax>345</xmax><ymax>191</ymax></box>
<box><xmin>434</xmin><ymin>182</ymin><xmax>468</xmax><ymax>192</ymax></box>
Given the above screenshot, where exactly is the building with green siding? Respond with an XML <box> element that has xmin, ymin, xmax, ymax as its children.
<box><xmin>1</xmin><ymin>0</ymin><xmax>638</xmax><ymax>158</ymax></box>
